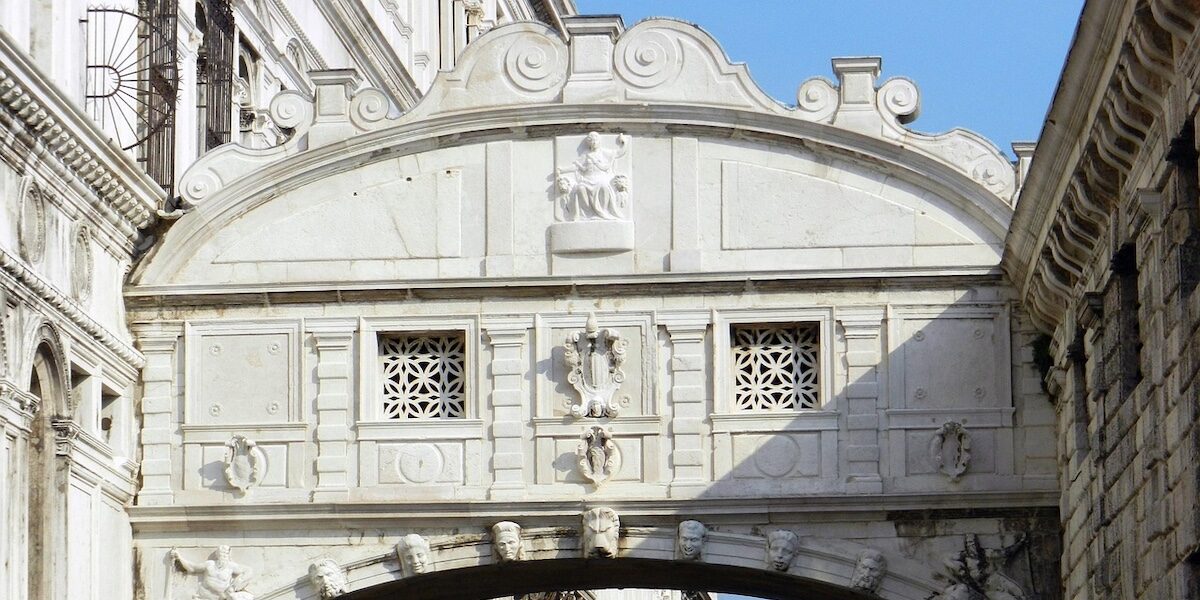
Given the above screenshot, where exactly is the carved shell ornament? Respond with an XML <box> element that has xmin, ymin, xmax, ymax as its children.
<box><xmin>562</xmin><ymin>313</ymin><xmax>627</xmax><ymax>418</ymax></box>
<box><xmin>223</xmin><ymin>435</ymin><xmax>267</xmax><ymax>492</ymax></box>
<box><xmin>576</xmin><ymin>425</ymin><xmax>621</xmax><ymax>486</ymax></box>
<box><xmin>929</xmin><ymin>421</ymin><xmax>971</xmax><ymax>482</ymax></box>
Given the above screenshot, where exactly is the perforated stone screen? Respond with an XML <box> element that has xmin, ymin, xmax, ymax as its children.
<box><xmin>731</xmin><ymin>323</ymin><xmax>820</xmax><ymax>410</ymax></box>
<box><xmin>380</xmin><ymin>333</ymin><xmax>467</xmax><ymax>419</ymax></box>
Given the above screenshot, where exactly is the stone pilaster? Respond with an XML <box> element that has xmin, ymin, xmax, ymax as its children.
<box><xmin>132</xmin><ymin>324</ymin><xmax>182</xmax><ymax>506</ymax></box>
<box><xmin>836</xmin><ymin>307</ymin><xmax>886</xmax><ymax>494</ymax></box>
<box><xmin>483</xmin><ymin>318</ymin><xmax>530</xmax><ymax>499</ymax></box>
<box><xmin>659</xmin><ymin>312</ymin><xmax>711</xmax><ymax>497</ymax></box>
<box><xmin>310</xmin><ymin>325</ymin><xmax>355</xmax><ymax>501</ymax></box>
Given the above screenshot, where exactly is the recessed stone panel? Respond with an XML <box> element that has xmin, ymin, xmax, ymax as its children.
<box><xmin>194</xmin><ymin>332</ymin><xmax>292</xmax><ymax>425</ymax></box>
<box><xmin>730</xmin><ymin>433</ymin><xmax>821</xmax><ymax>479</ymax></box>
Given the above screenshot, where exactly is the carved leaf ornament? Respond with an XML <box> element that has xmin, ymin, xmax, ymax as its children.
<box><xmin>929</xmin><ymin>421</ymin><xmax>971</xmax><ymax>481</ymax></box>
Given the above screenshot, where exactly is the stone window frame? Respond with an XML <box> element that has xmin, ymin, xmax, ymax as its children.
<box><xmin>356</xmin><ymin>316</ymin><xmax>481</xmax><ymax>425</ymax></box>
<box><xmin>712</xmin><ymin>307</ymin><xmax>834</xmax><ymax>417</ymax></box>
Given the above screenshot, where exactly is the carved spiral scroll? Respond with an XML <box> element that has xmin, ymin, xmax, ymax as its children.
<box><xmin>794</xmin><ymin>77</ymin><xmax>838</xmax><ymax>122</ymax></box>
<box><xmin>350</xmin><ymin>88</ymin><xmax>390</xmax><ymax>129</ymax></box>
<box><xmin>269</xmin><ymin>90</ymin><xmax>314</xmax><ymax>130</ymax></box>
<box><xmin>181</xmin><ymin>169</ymin><xmax>221</xmax><ymax>205</ymax></box>
<box><xmin>504</xmin><ymin>35</ymin><xmax>566</xmax><ymax>93</ymax></box>
<box><xmin>878</xmin><ymin>77</ymin><xmax>921</xmax><ymax>125</ymax></box>
<box><xmin>615</xmin><ymin>29</ymin><xmax>682</xmax><ymax>89</ymax></box>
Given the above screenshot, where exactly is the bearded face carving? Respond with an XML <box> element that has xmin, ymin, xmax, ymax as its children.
<box><xmin>308</xmin><ymin>559</ymin><xmax>350</xmax><ymax>599</ymax></box>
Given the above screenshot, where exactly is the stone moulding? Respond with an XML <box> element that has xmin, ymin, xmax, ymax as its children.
<box><xmin>0</xmin><ymin>248</ymin><xmax>144</xmax><ymax>369</ymax></box>
<box><xmin>0</xmin><ymin>31</ymin><xmax>158</xmax><ymax>234</ymax></box>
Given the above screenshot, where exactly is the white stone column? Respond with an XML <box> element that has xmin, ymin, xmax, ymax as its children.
<box><xmin>132</xmin><ymin>324</ymin><xmax>182</xmax><ymax>506</ymax></box>
<box><xmin>659</xmin><ymin>312</ymin><xmax>710</xmax><ymax>497</ymax></box>
<box><xmin>483</xmin><ymin>318</ymin><xmax>529</xmax><ymax>499</ymax></box>
<box><xmin>836</xmin><ymin>307</ymin><xmax>885</xmax><ymax>494</ymax></box>
<box><xmin>311</xmin><ymin>325</ymin><xmax>355</xmax><ymax>502</ymax></box>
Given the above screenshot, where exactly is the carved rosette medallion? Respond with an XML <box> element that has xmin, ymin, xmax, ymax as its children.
<box><xmin>549</xmin><ymin>132</ymin><xmax>634</xmax><ymax>254</ymax></box>
<box><xmin>562</xmin><ymin>314</ymin><xmax>627</xmax><ymax>418</ymax></box>
<box><xmin>71</xmin><ymin>224</ymin><xmax>94</xmax><ymax>303</ymax></box>
<box><xmin>576</xmin><ymin>425</ymin><xmax>621</xmax><ymax>486</ymax></box>
<box><xmin>929</xmin><ymin>421</ymin><xmax>971</xmax><ymax>482</ymax></box>
<box><xmin>18</xmin><ymin>177</ymin><xmax>46</xmax><ymax>263</ymax></box>
<box><xmin>223</xmin><ymin>435</ymin><xmax>267</xmax><ymax>492</ymax></box>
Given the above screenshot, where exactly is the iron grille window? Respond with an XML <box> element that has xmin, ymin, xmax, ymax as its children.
<box><xmin>379</xmin><ymin>333</ymin><xmax>466</xmax><ymax>419</ymax></box>
<box><xmin>197</xmin><ymin>0</ymin><xmax>234</xmax><ymax>151</ymax></box>
<box><xmin>731</xmin><ymin>323</ymin><xmax>821</xmax><ymax>410</ymax></box>
<box><xmin>84</xmin><ymin>2</ymin><xmax>177</xmax><ymax>195</ymax></box>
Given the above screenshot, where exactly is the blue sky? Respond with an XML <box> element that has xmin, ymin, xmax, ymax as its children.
<box><xmin>574</xmin><ymin>1</ymin><xmax>1085</xmax><ymax>159</ymax></box>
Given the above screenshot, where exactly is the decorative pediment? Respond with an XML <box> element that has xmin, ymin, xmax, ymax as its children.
<box><xmin>177</xmin><ymin>17</ymin><xmax>1015</xmax><ymax>210</ymax></box>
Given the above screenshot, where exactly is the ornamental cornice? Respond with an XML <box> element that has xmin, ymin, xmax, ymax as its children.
<box><xmin>169</xmin><ymin>17</ymin><xmax>1016</xmax><ymax>221</ymax></box>
<box><xmin>1005</xmin><ymin>0</ymin><xmax>1199</xmax><ymax>336</ymax></box>
<box><xmin>0</xmin><ymin>30</ymin><xmax>160</xmax><ymax>233</ymax></box>
<box><xmin>0</xmin><ymin>248</ymin><xmax>144</xmax><ymax>369</ymax></box>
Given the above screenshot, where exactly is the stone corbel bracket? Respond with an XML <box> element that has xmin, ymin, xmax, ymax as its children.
<box><xmin>178</xmin><ymin>70</ymin><xmax>392</xmax><ymax>208</ymax></box>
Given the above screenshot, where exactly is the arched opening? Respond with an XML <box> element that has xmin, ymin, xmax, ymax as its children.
<box><xmin>340</xmin><ymin>558</ymin><xmax>879</xmax><ymax>600</ymax></box>
<box><xmin>25</xmin><ymin>343</ymin><xmax>67</xmax><ymax>600</ymax></box>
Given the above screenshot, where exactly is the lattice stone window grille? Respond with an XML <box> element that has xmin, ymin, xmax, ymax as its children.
<box><xmin>731</xmin><ymin>323</ymin><xmax>820</xmax><ymax>410</ymax></box>
<box><xmin>380</xmin><ymin>333</ymin><xmax>466</xmax><ymax>419</ymax></box>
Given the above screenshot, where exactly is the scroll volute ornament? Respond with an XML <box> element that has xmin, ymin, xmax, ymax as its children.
<box><xmin>929</xmin><ymin>421</ymin><xmax>971</xmax><ymax>482</ymax></box>
<box><xmin>223</xmin><ymin>435</ymin><xmax>266</xmax><ymax>493</ymax></box>
<box><xmin>563</xmin><ymin>313</ymin><xmax>627</xmax><ymax>418</ymax></box>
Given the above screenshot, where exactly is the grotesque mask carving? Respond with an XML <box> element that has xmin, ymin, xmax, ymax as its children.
<box><xmin>492</xmin><ymin>521</ymin><xmax>525</xmax><ymax>562</ymax></box>
<box><xmin>308</xmin><ymin>559</ymin><xmax>350</xmax><ymax>599</ymax></box>
<box><xmin>581</xmin><ymin>507</ymin><xmax>620</xmax><ymax>558</ymax></box>
<box><xmin>676</xmin><ymin>520</ymin><xmax>707</xmax><ymax>561</ymax></box>
<box><xmin>849</xmin><ymin>548</ymin><xmax>886</xmax><ymax>594</ymax></box>
<box><xmin>395</xmin><ymin>534</ymin><xmax>432</xmax><ymax>577</ymax></box>
<box><xmin>765</xmin><ymin>530</ymin><xmax>799</xmax><ymax>572</ymax></box>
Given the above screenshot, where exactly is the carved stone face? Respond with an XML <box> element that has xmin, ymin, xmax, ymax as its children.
<box><xmin>396</xmin><ymin>534</ymin><xmax>431</xmax><ymax>576</ymax></box>
<box><xmin>849</xmin><ymin>549</ymin><xmax>886</xmax><ymax>592</ymax></box>
<box><xmin>581</xmin><ymin>507</ymin><xmax>620</xmax><ymax>558</ymax></box>
<box><xmin>766</xmin><ymin>531</ymin><xmax>799</xmax><ymax>571</ymax></box>
<box><xmin>584</xmin><ymin>132</ymin><xmax>601</xmax><ymax>149</ymax></box>
<box><xmin>492</xmin><ymin>522</ymin><xmax>523</xmax><ymax>562</ymax></box>
<box><xmin>308</xmin><ymin>559</ymin><xmax>349</xmax><ymax>599</ymax></box>
<box><xmin>676</xmin><ymin>521</ymin><xmax>706</xmax><ymax>560</ymax></box>
<box><xmin>215</xmin><ymin>545</ymin><xmax>232</xmax><ymax>566</ymax></box>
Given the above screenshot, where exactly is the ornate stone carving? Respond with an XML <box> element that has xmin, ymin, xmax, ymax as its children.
<box><xmin>51</xmin><ymin>418</ymin><xmax>80</xmax><ymax>457</ymax></box>
<box><xmin>308</xmin><ymin>558</ymin><xmax>350</xmax><ymax>599</ymax></box>
<box><xmin>503</xmin><ymin>32</ymin><xmax>567</xmax><ymax>94</ymax></box>
<box><xmin>17</xmin><ymin>176</ymin><xmax>46</xmax><ymax>263</ymax></box>
<box><xmin>223</xmin><ymin>435</ymin><xmax>267</xmax><ymax>492</ymax></box>
<box><xmin>930</xmin><ymin>421</ymin><xmax>972</xmax><ymax>482</ymax></box>
<box><xmin>675</xmin><ymin>520</ymin><xmax>707</xmax><ymax>561</ymax></box>
<box><xmin>395</xmin><ymin>534</ymin><xmax>432</xmax><ymax>577</ymax></box>
<box><xmin>491</xmin><ymin>521</ymin><xmax>525</xmax><ymax>562</ymax></box>
<box><xmin>562</xmin><ymin>314</ymin><xmax>627</xmax><ymax>418</ymax></box>
<box><xmin>170</xmin><ymin>545</ymin><xmax>255</xmax><ymax>600</ymax></box>
<box><xmin>580</xmin><ymin>507</ymin><xmax>620</xmax><ymax>558</ymax></box>
<box><xmin>70</xmin><ymin>224</ymin><xmax>93</xmax><ymax>303</ymax></box>
<box><xmin>931</xmin><ymin>535</ymin><xmax>1027</xmax><ymax>600</ymax></box>
<box><xmin>576</xmin><ymin>425</ymin><xmax>621</xmax><ymax>486</ymax></box>
<box><xmin>849</xmin><ymin>548</ymin><xmax>887</xmax><ymax>594</ymax></box>
<box><xmin>555</xmin><ymin>132</ymin><xmax>630</xmax><ymax>222</ymax></box>
<box><xmin>765</xmin><ymin>530</ymin><xmax>799</xmax><ymax>572</ymax></box>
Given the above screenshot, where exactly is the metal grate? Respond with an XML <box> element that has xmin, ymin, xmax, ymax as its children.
<box><xmin>84</xmin><ymin>4</ymin><xmax>177</xmax><ymax>195</ymax></box>
<box><xmin>380</xmin><ymin>334</ymin><xmax>466</xmax><ymax>419</ymax></box>
<box><xmin>199</xmin><ymin>0</ymin><xmax>235</xmax><ymax>151</ymax></box>
<box><xmin>731</xmin><ymin>324</ymin><xmax>820</xmax><ymax>410</ymax></box>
